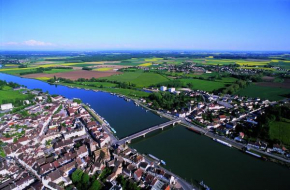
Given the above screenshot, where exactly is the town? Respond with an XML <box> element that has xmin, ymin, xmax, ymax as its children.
<box><xmin>0</xmin><ymin>86</ymin><xmax>187</xmax><ymax>190</ymax></box>
<box><xmin>139</xmin><ymin>84</ymin><xmax>290</xmax><ymax>161</ymax></box>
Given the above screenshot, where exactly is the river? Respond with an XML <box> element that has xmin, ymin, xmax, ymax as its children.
<box><xmin>1</xmin><ymin>73</ymin><xmax>290</xmax><ymax>190</ymax></box>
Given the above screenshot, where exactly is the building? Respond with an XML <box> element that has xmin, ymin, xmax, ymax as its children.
<box><xmin>168</xmin><ymin>88</ymin><xmax>175</xmax><ymax>93</ymax></box>
<box><xmin>160</xmin><ymin>86</ymin><xmax>167</xmax><ymax>91</ymax></box>
<box><xmin>1</xmin><ymin>103</ymin><xmax>13</xmax><ymax>110</ymax></box>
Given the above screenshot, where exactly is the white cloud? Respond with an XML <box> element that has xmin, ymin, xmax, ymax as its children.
<box><xmin>23</xmin><ymin>40</ymin><xmax>53</xmax><ymax>46</ymax></box>
<box><xmin>1</xmin><ymin>40</ymin><xmax>54</xmax><ymax>47</ymax></box>
<box><xmin>2</xmin><ymin>42</ymin><xmax>19</xmax><ymax>45</ymax></box>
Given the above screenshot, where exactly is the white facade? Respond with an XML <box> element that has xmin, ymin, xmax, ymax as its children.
<box><xmin>1</xmin><ymin>103</ymin><xmax>13</xmax><ymax>110</ymax></box>
<box><xmin>64</xmin><ymin>127</ymin><xmax>86</xmax><ymax>140</ymax></box>
<box><xmin>160</xmin><ymin>86</ymin><xmax>167</xmax><ymax>91</ymax></box>
<box><xmin>168</xmin><ymin>88</ymin><xmax>175</xmax><ymax>93</ymax></box>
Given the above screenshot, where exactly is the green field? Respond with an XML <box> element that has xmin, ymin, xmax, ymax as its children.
<box><xmin>43</xmin><ymin>69</ymin><xmax>74</xmax><ymax>74</ymax></box>
<box><xmin>102</xmin><ymin>72</ymin><xmax>170</xmax><ymax>87</ymax></box>
<box><xmin>0</xmin><ymin>86</ymin><xmax>29</xmax><ymax>104</ymax></box>
<box><xmin>269</xmin><ymin>119</ymin><xmax>290</xmax><ymax>145</ymax></box>
<box><xmin>179</xmin><ymin>79</ymin><xmax>226</xmax><ymax>92</ymax></box>
<box><xmin>236</xmin><ymin>84</ymin><xmax>290</xmax><ymax>100</ymax></box>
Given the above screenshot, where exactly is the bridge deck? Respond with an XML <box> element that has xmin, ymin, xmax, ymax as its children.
<box><xmin>118</xmin><ymin>119</ymin><xmax>181</xmax><ymax>144</ymax></box>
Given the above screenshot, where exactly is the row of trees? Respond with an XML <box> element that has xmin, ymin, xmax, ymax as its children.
<box><xmin>220</xmin><ymin>80</ymin><xmax>248</xmax><ymax>94</ymax></box>
<box><xmin>0</xmin><ymin>80</ymin><xmax>22</xmax><ymax>89</ymax></box>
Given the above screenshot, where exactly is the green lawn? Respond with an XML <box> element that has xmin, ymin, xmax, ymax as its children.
<box><xmin>236</xmin><ymin>84</ymin><xmax>290</xmax><ymax>101</ymax></box>
<box><xmin>179</xmin><ymin>79</ymin><xmax>226</xmax><ymax>92</ymax></box>
<box><xmin>0</xmin><ymin>86</ymin><xmax>29</xmax><ymax>104</ymax></box>
<box><xmin>102</xmin><ymin>72</ymin><xmax>170</xmax><ymax>87</ymax></box>
<box><xmin>269</xmin><ymin>119</ymin><xmax>290</xmax><ymax>145</ymax></box>
<box><xmin>43</xmin><ymin>69</ymin><xmax>73</xmax><ymax>74</ymax></box>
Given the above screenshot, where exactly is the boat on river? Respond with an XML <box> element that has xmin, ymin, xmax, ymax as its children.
<box><xmin>213</xmin><ymin>138</ymin><xmax>232</xmax><ymax>147</ymax></box>
<box><xmin>187</xmin><ymin>127</ymin><xmax>202</xmax><ymax>135</ymax></box>
<box><xmin>199</xmin><ymin>181</ymin><xmax>211</xmax><ymax>190</ymax></box>
<box><xmin>148</xmin><ymin>154</ymin><xmax>166</xmax><ymax>165</ymax></box>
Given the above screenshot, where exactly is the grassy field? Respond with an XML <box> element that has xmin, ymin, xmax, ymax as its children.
<box><xmin>43</xmin><ymin>69</ymin><xmax>74</xmax><ymax>74</ymax></box>
<box><xmin>236</xmin><ymin>84</ymin><xmax>290</xmax><ymax>100</ymax></box>
<box><xmin>0</xmin><ymin>86</ymin><xmax>29</xmax><ymax>104</ymax></box>
<box><xmin>179</xmin><ymin>79</ymin><xmax>226</xmax><ymax>92</ymax></box>
<box><xmin>102</xmin><ymin>72</ymin><xmax>169</xmax><ymax>87</ymax></box>
<box><xmin>94</xmin><ymin>67</ymin><xmax>113</xmax><ymax>71</ymax></box>
<box><xmin>269</xmin><ymin>119</ymin><xmax>290</xmax><ymax>145</ymax></box>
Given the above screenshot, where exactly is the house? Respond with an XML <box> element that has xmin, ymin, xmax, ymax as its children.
<box><xmin>46</xmin><ymin>169</ymin><xmax>63</xmax><ymax>184</ymax></box>
<box><xmin>35</xmin><ymin>96</ymin><xmax>43</xmax><ymax>101</ymax></box>
<box><xmin>134</xmin><ymin>168</ymin><xmax>143</xmax><ymax>181</ymax></box>
<box><xmin>151</xmin><ymin>179</ymin><xmax>166</xmax><ymax>190</ymax></box>
<box><xmin>160</xmin><ymin>86</ymin><xmax>167</xmax><ymax>91</ymax></box>
<box><xmin>1</xmin><ymin>103</ymin><xmax>13</xmax><ymax>110</ymax></box>
<box><xmin>219</xmin><ymin>115</ymin><xmax>227</xmax><ymax>121</ymax></box>
<box><xmin>63</xmin><ymin>127</ymin><xmax>86</xmax><ymax>140</ymax></box>
<box><xmin>107</xmin><ymin>162</ymin><xmax>123</xmax><ymax>182</ymax></box>
<box><xmin>39</xmin><ymin>163</ymin><xmax>55</xmax><ymax>176</ymax></box>
<box><xmin>17</xmin><ymin>136</ymin><xmax>30</xmax><ymax>145</ymax></box>
<box><xmin>14</xmin><ymin>176</ymin><xmax>35</xmax><ymax>190</ymax></box>
<box><xmin>93</xmin><ymin>147</ymin><xmax>110</xmax><ymax>163</ymax></box>
<box><xmin>139</xmin><ymin>162</ymin><xmax>149</xmax><ymax>171</ymax></box>
<box><xmin>51</xmin><ymin>96</ymin><xmax>63</xmax><ymax>102</ymax></box>
<box><xmin>273</xmin><ymin>144</ymin><xmax>285</xmax><ymax>154</ymax></box>
<box><xmin>23</xmin><ymin>100</ymin><xmax>30</xmax><ymax>105</ymax></box>
<box><xmin>168</xmin><ymin>88</ymin><xmax>175</xmax><ymax>93</ymax></box>
<box><xmin>77</xmin><ymin>145</ymin><xmax>89</xmax><ymax>158</ymax></box>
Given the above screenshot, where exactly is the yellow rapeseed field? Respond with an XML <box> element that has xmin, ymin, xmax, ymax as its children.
<box><xmin>94</xmin><ymin>67</ymin><xmax>113</xmax><ymax>71</ymax></box>
<box><xmin>144</xmin><ymin>58</ymin><xmax>163</xmax><ymax>62</ymax></box>
<box><xmin>35</xmin><ymin>77</ymin><xmax>51</xmax><ymax>81</ymax></box>
<box><xmin>138</xmin><ymin>63</ymin><xmax>152</xmax><ymax>67</ymax></box>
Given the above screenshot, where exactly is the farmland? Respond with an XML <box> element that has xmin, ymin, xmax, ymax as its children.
<box><xmin>236</xmin><ymin>84</ymin><xmax>290</xmax><ymax>101</ymax></box>
<box><xmin>0</xmin><ymin>86</ymin><xmax>29</xmax><ymax>104</ymax></box>
<box><xmin>24</xmin><ymin>70</ymin><xmax>122</xmax><ymax>80</ymax></box>
<box><xmin>102</xmin><ymin>72</ymin><xmax>169</xmax><ymax>87</ymax></box>
<box><xmin>269</xmin><ymin>119</ymin><xmax>290</xmax><ymax>145</ymax></box>
<box><xmin>94</xmin><ymin>67</ymin><xmax>113</xmax><ymax>71</ymax></box>
<box><xmin>43</xmin><ymin>69</ymin><xmax>74</xmax><ymax>74</ymax></box>
<box><xmin>179</xmin><ymin>79</ymin><xmax>226</xmax><ymax>92</ymax></box>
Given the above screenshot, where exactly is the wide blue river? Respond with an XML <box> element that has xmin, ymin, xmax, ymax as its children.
<box><xmin>1</xmin><ymin>73</ymin><xmax>290</xmax><ymax>190</ymax></box>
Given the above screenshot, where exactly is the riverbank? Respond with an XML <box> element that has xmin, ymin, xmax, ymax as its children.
<box><xmin>82</xmin><ymin>101</ymin><xmax>197</xmax><ymax>189</ymax></box>
<box><xmin>1</xmin><ymin>72</ymin><xmax>290</xmax><ymax>190</ymax></box>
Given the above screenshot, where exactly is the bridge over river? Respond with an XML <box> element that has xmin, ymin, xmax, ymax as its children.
<box><xmin>118</xmin><ymin>118</ymin><xmax>182</xmax><ymax>145</ymax></box>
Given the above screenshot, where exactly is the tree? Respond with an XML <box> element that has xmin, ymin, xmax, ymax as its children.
<box><xmin>89</xmin><ymin>180</ymin><xmax>102</xmax><ymax>190</ymax></box>
<box><xmin>72</xmin><ymin>169</ymin><xmax>83</xmax><ymax>184</ymax></box>
<box><xmin>82</xmin><ymin>173</ymin><xmax>90</xmax><ymax>188</ymax></box>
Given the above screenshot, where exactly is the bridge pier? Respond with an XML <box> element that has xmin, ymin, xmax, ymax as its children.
<box><xmin>173</xmin><ymin>122</ymin><xmax>176</xmax><ymax>126</ymax></box>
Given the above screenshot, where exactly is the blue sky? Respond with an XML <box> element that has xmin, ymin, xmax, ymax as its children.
<box><xmin>1</xmin><ymin>0</ymin><xmax>290</xmax><ymax>51</ymax></box>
